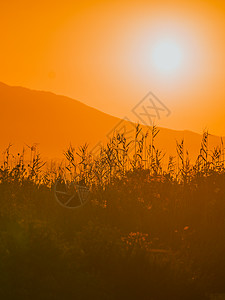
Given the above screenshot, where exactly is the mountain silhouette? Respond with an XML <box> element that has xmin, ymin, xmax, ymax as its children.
<box><xmin>0</xmin><ymin>82</ymin><xmax>222</xmax><ymax>161</ymax></box>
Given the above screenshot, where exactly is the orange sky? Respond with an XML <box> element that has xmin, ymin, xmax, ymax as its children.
<box><xmin>1</xmin><ymin>0</ymin><xmax>225</xmax><ymax>135</ymax></box>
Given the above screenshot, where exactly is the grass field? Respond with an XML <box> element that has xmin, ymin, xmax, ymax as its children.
<box><xmin>1</xmin><ymin>126</ymin><xmax>225</xmax><ymax>299</ymax></box>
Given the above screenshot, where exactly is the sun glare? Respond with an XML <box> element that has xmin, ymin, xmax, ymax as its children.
<box><xmin>151</xmin><ymin>38</ymin><xmax>183</xmax><ymax>75</ymax></box>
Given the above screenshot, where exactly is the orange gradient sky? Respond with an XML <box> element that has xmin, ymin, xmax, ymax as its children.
<box><xmin>1</xmin><ymin>0</ymin><xmax>225</xmax><ymax>135</ymax></box>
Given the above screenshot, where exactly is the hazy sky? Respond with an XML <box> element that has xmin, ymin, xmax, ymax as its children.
<box><xmin>1</xmin><ymin>0</ymin><xmax>225</xmax><ymax>135</ymax></box>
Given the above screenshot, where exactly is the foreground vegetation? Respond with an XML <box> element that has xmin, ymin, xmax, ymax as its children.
<box><xmin>1</xmin><ymin>126</ymin><xmax>225</xmax><ymax>299</ymax></box>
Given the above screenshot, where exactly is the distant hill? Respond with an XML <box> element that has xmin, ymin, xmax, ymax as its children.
<box><xmin>0</xmin><ymin>82</ymin><xmax>223</xmax><ymax>161</ymax></box>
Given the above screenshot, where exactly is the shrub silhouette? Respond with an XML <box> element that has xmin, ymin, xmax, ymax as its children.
<box><xmin>0</xmin><ymin>127</ymin><xmax>225</xmax><ymax>299</ymax></box>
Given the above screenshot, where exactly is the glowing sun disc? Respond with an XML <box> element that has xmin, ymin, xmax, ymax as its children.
<box><xmin>151</xmin><ymin>39</ymin><xmax>183</xmax><ymax>75</ymax></box>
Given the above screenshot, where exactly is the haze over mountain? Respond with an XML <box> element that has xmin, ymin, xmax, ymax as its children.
<box><xmin>0</xmin><ymin>82</ymin><xmax>222</xmax><ymax>161</ymax></box>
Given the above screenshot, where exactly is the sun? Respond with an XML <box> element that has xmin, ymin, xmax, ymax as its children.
<box><xmin>151</xmin><ymin>38</ymin><xmax>183</xmax><ymax>75</ymax></box>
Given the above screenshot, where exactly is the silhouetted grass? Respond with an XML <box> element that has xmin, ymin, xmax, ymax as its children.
<box><xmin>0</xmin><ymin>127</ymin><xmax>225</xmax><ymax>299</ymax></box>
